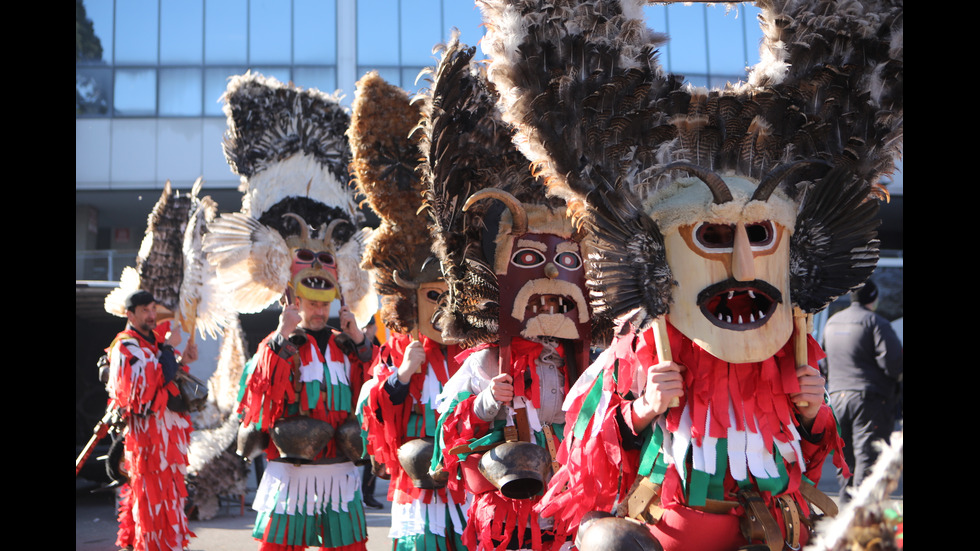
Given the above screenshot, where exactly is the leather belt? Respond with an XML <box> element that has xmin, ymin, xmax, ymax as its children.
<box><xmin>619</xmin><ymin>475</ymin><xmax>836</xmax><ymax>551</ymax></box>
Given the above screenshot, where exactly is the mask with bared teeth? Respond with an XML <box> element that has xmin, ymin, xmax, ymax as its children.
<box><xmin>465</xmin><ymin>189</ymin><xmax>592</xmax><ymax>344</ymax></box>
<box><xmin>645</xmin><ymin>169</ymin><xmax>798</xmax><ymax>363</ymax></box>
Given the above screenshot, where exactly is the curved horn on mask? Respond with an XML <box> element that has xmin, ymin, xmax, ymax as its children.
<box><xmin>281</xmin><ymin>213</ymin><xmax>311</xmax><ymax>241</ymax></box>
<box><xmin>752</xmin><ymin>159</ymin><xmax>833</xmax><ymax>202</ymax></box>
<box><xmin>463</xmin><ymin>188</ymin><xmax>529</xmax><ymax>236</ymax></box>
<box><xmin>661</xmin><ymin>162</ymin><xmax>733</xmax><ymax>204</ymax></box>
<box><xmin>323</xmin><ymin>218</ymin><xmax>350</xmax><ymax>245</ymax></box>
<box><xmin>393</xmin><ymin>269</ymin><xmax>420</xmax><ymax>290</ymax></box>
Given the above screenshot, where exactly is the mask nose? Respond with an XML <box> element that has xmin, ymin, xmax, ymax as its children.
<box><xmin>544</xmin><ymin>263</ymin><xmax>559</xmax><ymax>279</ymax></box>
<box><xmin>731</xmin><ymin>223</ymin><xmax>755</xmax><ymax>281</ymax></box>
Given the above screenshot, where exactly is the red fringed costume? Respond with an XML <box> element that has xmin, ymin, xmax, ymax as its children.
<box><xmin>239</xmin><ymin>328</ymin><xmax>370</xmax><ymax>551</ymax></box>
<box><xmin>435</xmin><ymin>339</ymin><xmax>571</xmax><ymax>551</ymax></box>
<box><xmin>361</xmin><ymin>332</ymin><xmax>468</xmax><ymax>549</ymax></box>
<box><xmin>106</xmin><ymin>321</ymin><xmax>194</xmax><ymax>551</ymax></box>
<box><xmin>538</xmin><ymin>323</ymin><xmax>849</xmax><ymax>551</ymax></box>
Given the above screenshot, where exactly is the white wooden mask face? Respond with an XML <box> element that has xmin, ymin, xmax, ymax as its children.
<box><xmin>664</xmin><ymin>219</ymin><xmax>793</xmax><ymax>363</ymax></box>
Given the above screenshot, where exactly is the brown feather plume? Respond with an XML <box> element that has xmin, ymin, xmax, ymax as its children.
<box><xmin>349</xmin><ymin>71</ymin><xmax>429</xmax><ymax>334</ymax></box>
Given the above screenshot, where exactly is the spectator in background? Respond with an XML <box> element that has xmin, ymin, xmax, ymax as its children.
<box><xmin>823</xmin><ymin>280</ymin><xmax>903</xmax><ymax>503</ymax></box>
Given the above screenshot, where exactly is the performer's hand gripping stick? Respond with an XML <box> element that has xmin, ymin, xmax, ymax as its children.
<box><xmin>652</xmin><ymin>318</ymin><xmax>680</xmax><ymax>409</ymax></box>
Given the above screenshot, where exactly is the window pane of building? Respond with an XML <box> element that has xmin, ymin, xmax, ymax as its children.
<box><xmin>400</xmin><ymin>0</ymin><xmax>442</xmax><ymax>66</ymax></box>
<box><xmin>206</xmin><ymin>0</ymin><xmax>247</xmax><ymax>64</ymax></box>
<box><xmin>76</xmin><ymin>67</ymin><xmax>113</xmax><ymax>116</ymax></box>
<box><xmin>705</xmin><ymin>3</ymin><xmax>759</xmax><ymax>82</ymax></box>
<box><xmin>402</xmin><ymin>67</ymin><xmax>427</xmax><ymax>95</ymax></box>
<box><xmin>295</xmin><ymin>0</ymin><xmax>337</xmax><ymax>65</ymax></box>
<box><xmin>78</xmin><ymin>0</ymin><xmax>113</xmax><ymax>64</ymax></box>
<box><xmin>160</xmin><ymin>68</ymin><xmax>203</xmax><ymax>116</ymax></box>
<box><xmin>357</xmin><ymin>0</ymin><xmax>399</xmax><ymax>66</ymax></box>
<box><xmin>115</xmin><ymin>0</ymin><xmax>159</xmax><ymax>65</ymax></box>
<box><xmin>205</xmin><ymin>67</ymin><xmax>248</xmax><ymax>116</ymax></box>
<box><xmin>250</xmin><ymin>0</ymin><xmax>293</xmax><ymax>64</ymax></box>
<box><xmin>294</xmin><ymin>67</ymin><xmax>338</xmax><ymax>94</ymax></box>
<box><xmin>114</xmin><ymin>69</ymin><xmax>157</xmax><ymax>116</ymax></box>
<box><xmin>161</xmin><ymin>0</ymin><xmax>204</xmax><ymax>65</ymax></box>
<box><xmin>664</xmin><ymin>4</ymin><xmax>709</xmax><ymax>79</ymax></box>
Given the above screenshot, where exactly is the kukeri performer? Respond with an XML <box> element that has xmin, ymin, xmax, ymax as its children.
<box><xmin>105</xmin><ymin>290</ymin><xmax>197</xmax><ymax>551</ymax></box>
<box><xmin>421</xmin><ymin>35</ymin><xmax>609</xmax><ymax>551</ymax></box>
<box><xmin>101</xmin><ymin>180</ymin><xmax>221</xmax><ymax>551</ymax></box>
<box><xmin>348</xmin><ymin>70</ymin><xmax>469</xmax><ymax>550</ymax></box>
<box><xmin>475</xmin><ymin>0</ymin><xmax>902</xmax><ymax>549</ymax></box>
<box><xmin>204</xmin><ymin>72</ymin><xmax>377</xmax><ymax>551</ymax></box>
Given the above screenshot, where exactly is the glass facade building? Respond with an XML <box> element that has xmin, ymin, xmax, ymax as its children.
<box><xmin>80</xmin><ymin>1</ymin><xmax>905</xmax><ymax>285</ymax></box>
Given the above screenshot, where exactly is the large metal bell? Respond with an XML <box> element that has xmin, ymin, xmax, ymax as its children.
<box><xmin>478</xmin><ymin>441</ymin><xmax>552</xmax><ymax>500</ymax></box>
<box><xmin>397</xmin><ymin>437</ymin><xmax>446</xmax><ymax>489</ymax></box>
<box><xmin>335</xmin><ymin>415</ymin><xmax>368</xmax><ymax>465</ymax></box>
<box><xmin>575</xmin><ymin>515</ymin><xmax>664</xmax><ymax>551</ymax></box>
<box><xmin>270</xmin><ymin>416</ymin><xmax>334</xmax><ymax>464</ymax></box>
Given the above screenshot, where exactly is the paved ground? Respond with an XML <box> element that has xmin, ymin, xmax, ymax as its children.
<box><xmin>76</xmin><ymin>464</ymin><xmax>396</xmax><ymax>551</ymax></box>
<box><xmin>76</xmin><ymin>436</ymin><xmax>902</xmax><ymax>551</ymax></box>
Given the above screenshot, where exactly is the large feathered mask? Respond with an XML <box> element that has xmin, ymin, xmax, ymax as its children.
<box><xmin>204</xmin><ymin>72</ymin><xmax>377</xmax><ymax>327</ymax></box>
<box><xmin>478</xmin><ymin>0</ymin><xmax>902</xmax><ymax>362</ymax></box>
<box><xmin>349</xmin><ymin>70</ymin><xmax>448</xmax><ymax>342</ymax></box>
<box><xmin>419</xmin><ymin>34</ymin><xmax>607</xmax><ymax>352</ymax></box>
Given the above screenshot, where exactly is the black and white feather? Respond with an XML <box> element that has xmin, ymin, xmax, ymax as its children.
<box><xmin>205</xmin><ymin>72</ymin><xmax>376</xmax><ymax>323</ymax></box>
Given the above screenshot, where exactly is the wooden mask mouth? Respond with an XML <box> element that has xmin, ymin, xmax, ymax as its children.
<box><xmin>697</xmin><ymin>279</ymin><xmax>782</xmax><ymax>331</ymax></box>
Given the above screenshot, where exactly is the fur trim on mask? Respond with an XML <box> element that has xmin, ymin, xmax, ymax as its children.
<box><xmin>642</xmin><ymin>175</ymin><xmax>798</xmax><ymax>237</ymax></box>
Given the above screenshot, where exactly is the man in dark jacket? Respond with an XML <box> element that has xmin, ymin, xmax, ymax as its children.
<box><xmin>824</xmin><ymin>280</ymin><xmax>903</xmax><ymax>502</ymax></box>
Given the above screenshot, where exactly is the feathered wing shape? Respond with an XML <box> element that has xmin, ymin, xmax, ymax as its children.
<box><xmin>104</xmin><ymin>266</ymin><xmax>142</xmax><ymax>317</ymax></box>
<box><xmin>348</xmin><ymin>71</ymin><xmax>428</xmax><ymax>334</ymax></box>
<box><xmin>135</xmin><ymin>180</ymin><xmax>193</xmax><ymax>313</ymax></box>
<box><xmin>790</xmin><ymin>167</ymin><xmax>881</xmax><ymax>313</ymax></box>
<box><xmin>179</xmin><ymin>178</ymin><xmax>235</xmax><ymax>339</ymax></box>
<box><xmin>204</xmin><ymin>212</ymin><xmax>291</xmax><ymax>314</ymax></box>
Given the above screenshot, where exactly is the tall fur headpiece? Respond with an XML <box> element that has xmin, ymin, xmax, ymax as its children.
<box><xmin>204</xmin><ymin>72</ymin><xmax>376</xmax><ymax>327</ymax></box>
<box><xmin>106</xmin><ymin>178</ymin><xmax>232</xmax><ymax>339</ymax></box>
<box><xmin>420</xmin><ymin>33</ymin><xmax>608</xmax><ymax>349</ymax></box>
<box><xmin>477</xmin><ymin>0</ymin><xmax>902</xmax><ymax>349</ymax></box>
<box><xmin>349</xmin><ymin>71</ymin><xmax>434</xmax><ymax>335</ymax></box>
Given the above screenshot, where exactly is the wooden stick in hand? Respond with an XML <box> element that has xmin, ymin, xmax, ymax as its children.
<box><xmin>652</xmin><ymin>318</ymin><xmax>679</xmax><ymax>408</ymax></box>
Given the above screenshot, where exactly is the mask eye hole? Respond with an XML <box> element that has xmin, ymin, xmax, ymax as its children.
<box><xmin>512</xmin><ymin>248</ymin><xmax>545</xmax><ymax>268</ymax></box>
<box><xmin>295</xmin><ymin>249</ymin><xmax>315</xmax><ymax>262</ymax></box>
<box><xmin>555</xmin><ymin>251</ymin><xmax>582</xmax><ymax>270</ymax></box>
<box><xmin>316</xmin><ymin>252</ymin><xmax>335</xmax><ymax>266</ymax></box>
<box><xmin>425</xmin><ymin>290</ymin><xmax>441</xmax><ymax>302</ymax></box>
<box><xmin>745</xmin><ymin>222</ymin><xmax>774</xmax><ymax>248</ymax></box>
<box><xmin>696</xmin><ymin>224</ymin><xmax>734</xmax><ymax>248</ymax></box>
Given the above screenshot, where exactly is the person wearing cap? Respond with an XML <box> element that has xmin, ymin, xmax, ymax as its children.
<box><xmin>823</xmin><ymin>280</ymin><xmax>903</xmax><ymax>503</ymax></box>
<box><xmin>105</xmin><ymin>290</ymin><xmax>198</xmax><ymax>551</ymax></box>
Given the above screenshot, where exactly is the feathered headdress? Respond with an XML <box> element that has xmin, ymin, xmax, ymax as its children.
<box><xmin>420</xmin><ymin>33</ymin><xmax>608</xmax><ymax>349</ymax></box>
<box><xmin>477</xmin><ymin>0</ymin><xmax>902</xmax><ymax>358</ymax></box>
<box><xmin>348</xmin><ymin>71</ymin><xmax>433</xmax><ymax>336</ymax></box>
<box><xmin>106</xmin><ymin>178</ymin><xmax>233</xmax><ymax>339</ymax></box>
<box><xmin>204</xmin><ymin>72</ymin><xmax>376</xmax><ymax>327</ymax></box>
